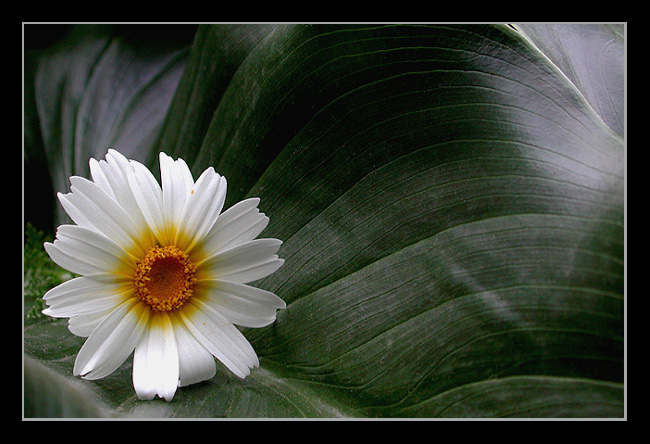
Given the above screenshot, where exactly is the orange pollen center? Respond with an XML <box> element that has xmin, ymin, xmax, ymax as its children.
<box><xmin>134</xmin><ymin>245</ymin><xmax>197</xmax><ymax>312</ymax></box>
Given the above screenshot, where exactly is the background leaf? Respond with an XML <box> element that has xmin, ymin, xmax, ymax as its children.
<box><xmin>24</xmin><ymin>23</ymin><xmax>625</xmax><ymax>418</ymax></box>
<box><xmin>514</xmin><ymin>24</ymin><xmax>624</xmax><ymax>137</ymax></box>
<box><xmin>28</xmin><ymin>25</ymin><xmax>191</xmax><ymax>226</ymax></box>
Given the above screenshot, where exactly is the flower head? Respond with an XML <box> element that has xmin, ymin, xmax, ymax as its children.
<box><xmin>42</xmin><ymin>149</ymin><xmax>285</xmax><ymax>401</ymax></box>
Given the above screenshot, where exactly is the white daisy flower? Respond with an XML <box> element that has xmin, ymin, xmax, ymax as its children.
<box><xmin>42</xmin><ymin>149</ymin><xmax>285</xmax><ymax>402</ymax></box>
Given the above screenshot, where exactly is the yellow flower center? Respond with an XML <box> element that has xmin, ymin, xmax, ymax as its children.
<box><xmin>134</xmin><ymin>245</ymin><xmax>197</xmax><ymax>312</ymax></box>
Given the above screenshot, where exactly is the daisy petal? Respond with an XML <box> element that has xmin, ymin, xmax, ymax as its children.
<box><xmin>42</xmin><ymin>275</ymin><xmax>132</xmax><ymax>318</ymax></box>
<box><xmin>74</xmin><ymin>298</ymin><xmax>149</xmax><ymax>380</ymax></box>
<box><xmin>68</xmin><ymin>309</ymin><xmax>114</xmax><ymax>338</ymax></box>
<box><xmin>59</xmin><ymin>176</ymin><xmax>148</xmax><ymax>257</ymax></box>
<box><xmin>126</xmin><ymin>158</ymin><xmax>167</xmax><ymax>244</ymax></box>
<box><xmin>47</xmin><ymin>225</ymin><xmax>136</xmax><ymax>276</ymax></box>
<box><xmin>196</xmin><ymin>198</ymin><xmax>269</xmax><ymax>259</ymax></box>
<box><xmin>177</xmin><ymin>167</ymin><xmax>226</xmax><ymax>253</ymax></box>
<box><xmin>197</xmin><ymin>280</ymin><xmax>286</xmax><ymax>328</ymax></box>
<box><xmin>160</xmin><ymin>152</ymin><xmax>194</xmax><ymax>235</ymax></box>
<box><xmin>179</xmin><ymin>299</ymin><xmax>258</xmax><ymax>379</ymax></box>
<box><xmin>133</xmin><ymin>312</ymin><xmax>179</xmax><ymax>401</ymax></box>
<box><xmin>198</xmin><ymin>239</ymin><xmax>284</xmax><ymax>283</ymax></box>
<box><xmin>89</xmin><ymin>158</ymin><xmax>117</xmax><ymax>201</ymax></box>
<box><xmin>44</xmin><ymin>241</ymin><xmax>99</xmax><ymax>276</ymax></box>
<box><xmin>90</xmin><ymin>150</ymin><xmax>156</xmax><ymax>248</ymax></box>
<box><xmin>169</xmin><ymin>312</ymin><xmax>216</xmax><ymax>387</ymax></box>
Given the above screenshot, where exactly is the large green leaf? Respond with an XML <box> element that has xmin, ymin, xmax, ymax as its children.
<box><xmin>30</xmin><ymin>25</ymin><xmax>190</xmax><ymax>226</ymax></box>
<box><xmin>23</xmin><ymin>23</ymin><xmax>625</xmax><ymax>418</ymax></box>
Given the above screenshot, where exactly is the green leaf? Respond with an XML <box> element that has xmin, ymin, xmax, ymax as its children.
<box><xmin>24</xmin><ymin>24</ymin><xmax>624</xmax><ymax>418</ymax></box>
<box><xmin>514</xmin><ymin>24</ymin><xmax>624</xmax><ymax>138</ymax></box>
<box><xmin>24</xmin><ymin>356</ymin><xmax>112</xmax><ymax>418</ymax></box>
<box><xmin>23</xmin><ymin>224</ymin><xmax>72</xmax><ymax>323</ymax></box>
<box><xmin>32</xmin><ymin>25</ymin><xmax>190</xmax><ymax>225</ymax></box>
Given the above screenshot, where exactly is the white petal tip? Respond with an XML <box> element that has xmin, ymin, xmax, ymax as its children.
<box><xmin>236</xmin><ymin>370</ymin><xmax>251</xmax><ymax>379</ymax></box>
<box><xmin>135</xmin><ymin>386</ymin><xmax>177</xmax><ymax>402</ymax></box>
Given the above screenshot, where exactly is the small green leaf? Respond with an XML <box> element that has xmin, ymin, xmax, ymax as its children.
<box><xmin>24</xmin><ymin>223</ymin><xmax>72</xmax><ymax>323</ymax></box>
